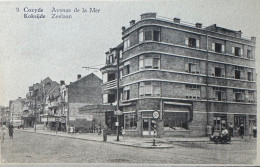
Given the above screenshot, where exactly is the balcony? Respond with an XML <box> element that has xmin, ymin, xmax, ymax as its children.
<box><xmin>22</xmin><ymin>106</ymin><xmax>29</xmax><ymax>111</ymax></box>
<box><xmin>106</xmin><ymin>80</ymin><xmax>117</xmax><ymax>90</ymax></box>
<box><xmin>48</xmin><ymin>102</ymin><xmax>59</xmax><ymax>109</ymax></box>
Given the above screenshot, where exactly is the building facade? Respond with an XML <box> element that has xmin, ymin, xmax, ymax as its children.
<box><xmin>9</xmin><ymin>97</ymin><xmax>25</xmax><ymax>127</ymax></box>
<box><xmin>0</xmin><ymin>106</ymin><xmax>10</xmax><ymax>125</ymax></box>
<box><xmin>101</xmin><ymin>13</ymin><xmax>257</xmax><ymax>137</ymax></box>
<box><xmin>60</xmin><ymin>73</ymin><xmax>103</xmax><ymax>132</ymax></box>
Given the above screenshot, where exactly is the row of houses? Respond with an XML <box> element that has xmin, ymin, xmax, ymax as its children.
<box><xmin>1</xmin><ymin>13</ymin><xmax>257</xmax><ymax>137</ymax></box>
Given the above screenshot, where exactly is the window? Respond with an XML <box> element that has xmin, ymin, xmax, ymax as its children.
<box><xmin>248</xmin><ymin>91</ymin><xmax>254</xmax><ymax>102</ymax></box>
<box><xmin>107</xmin><ymin>73</ymin><xmax>116</xmax><ymax>82</ymax></box>
<box><xmin>108</xmin><ymin>94</ymin><xmax>116</xmax><ymax>103</ymax></box>
<box><xmin>213</xmin><ymin>87</ymin><xmax>226</xmax><ymax>101</ymax></box>
<box><xmin>215</xmin><ymin>67</ymin><xmax>221</xmax><ymax>77</ymax></box>
<box><xmin>214</xmin><ymin>63</ymin><xmax>225</xmax><ymax>77</ymax></box>
<box><xmin>123</xmin><ymin>86</ymin><xmax>130</xmax><ymax>100</ymax></box>
<box><xmin>139</xmin><ymin>55</ymin><xmax>160</xmax><ymax>69</ymax></box>
<box><xmin>124</xmin><ymin>65</ymin><xmax>130</xmax><ymax>75</ymax></box>
<box><xmin>247</xmin><ymin>50</ymin><xmax>252</xmax><ymax>59</ymax></box>
<box><xmin>233</xmin><ymin>89</ymin><xmax>245</xmax><ymax>102</ymax></box>
<box><xmin>144</xmin><ymin>29</ymin><xmax>160</xmax><ymax>41</ymax></box>
<box><xmin>139</xmin><ymin>82</ymin><xmax>160</xmax><ymax>97</ymax></box>
<box><xmin>164</xmin><ymin>112</ymin><xmax>188</xmax><ymax>130</ymax></box>
<box><xmin>185</xmin><ymin>84</ymin><xmax>200</xmax><ymax>99</ymax></box>
<box><xmin>232</xmin><ymin>47</ymin><xmax>243</xmax><ymax>56</ymax></box>
<box><xmin>248</xmin><ymin>72</ymin><xmax>252</xmax><ymax>81</ymax></box>
<box><xmin>108</xmin><ymin>54</ymin><xmax>114</xmax><ymax>64</ymax></box>
<box><xmin>187</xmin><ymin>38</ymin><xmax>196</xmax><ymax>48</ymax></box>
<box><xmin>124</xmin><ymin>113</ymin><xmax>137</xmax><ymax>130</ymax></box>
<box><xmin>123</xmin><ymin>37</ymin><xmax>130</xmax><ymax>50</ymax></box>
<box><xmin>234</xmin><ymin>66</ymin><xmax>243</xmax><ymax>79</ymax></box>
<box><xmin>139</xmin><ymin>29</ymin><xmax>143</xmax><ymax>42</ymax></box>
<box><xmin>185</xmin><ymin>59</ymin><xmax>200</xmax><ymax>73</ymax></box>
<box><xmin>212</xmin><ymin>43</ymin><xmax>224</xmax><ymax>53</ymax></box>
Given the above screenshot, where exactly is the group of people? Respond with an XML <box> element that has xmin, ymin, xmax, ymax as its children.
<box><xmin>1</xmin><ymin>123</ymin><xmax>14</xmax><ymax>143</ymax></box>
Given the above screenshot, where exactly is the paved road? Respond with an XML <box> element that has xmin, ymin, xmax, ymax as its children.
<box><xmin>1</xmin><ymin>130</ymin><xmax>257</xmax><ymax>164</ymax></box>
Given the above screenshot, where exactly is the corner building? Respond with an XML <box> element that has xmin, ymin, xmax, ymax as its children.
<box><xmin>101</xmin><ymin>13</ymin><xmax>257</xmax><ymax>137</ymax></box>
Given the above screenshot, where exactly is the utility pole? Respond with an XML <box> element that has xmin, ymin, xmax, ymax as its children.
<box><xmin>34</xmin><ymin>89</ymin><xmax>37</xmax><ymax>132</ymax></box>
<box><xmin>116</xmin><ymin>51</ymin><xmax>120</xmax><ymax>141</ymax></box>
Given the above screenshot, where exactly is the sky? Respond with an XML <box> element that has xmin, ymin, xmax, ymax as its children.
<box><xmin>0</xmin><ymin>0</ymin><xmax>260</xmax><ymax>106</ymax></box>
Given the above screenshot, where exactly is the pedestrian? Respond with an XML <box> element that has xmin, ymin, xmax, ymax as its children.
<box><xmin>239</xmin><ymin>124</ymin><xmax>244</xmax><ymax>139</ymax></box>
<box><xmin>8</xmin><ymin>123</ymin><xmax>14</xmax><ymax>139</ymax></box>
<box><xmin>211</xmin><ymin>124</ymin><xmax>215</xmax><ymax>135</ymax></box>
<box><xmin>1</xmin><ymin>123</ymin><xmax>7</xmax><ymax>143</ymax></box>
<box><xmin>121</xmin><ymin>127</ymin><xmax>125</xmax><ymax>138</ymax></box>
<box><xmin>228</xmin><ymin>123</ymin><xmax>234</xmax><ymax>137</ymax></box>
<box><xmin>253</xmin><ymin>124</ymin><xmax>257</xmax><ymax>138</ymax></box>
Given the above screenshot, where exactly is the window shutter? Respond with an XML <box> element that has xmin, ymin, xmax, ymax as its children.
<box><xmin>232</xmin><ymin>47</ymin><xmax>235</xmax><ymax>54</ymax></box>
<box><xmin>196</xmin><ymin>63</ymin><xmax>200</xmax><ymax>73</ymax></box>
<box><xmin>240</xmin><ymin>48</ymin><xmax>243</xmax><ymax>56</ymax></box>
<box><xmin>233</xmin><ymin>93</ymin><xmax>236</xmax><ymax>101</ymax></box>
<box><xmin>196</xmin><ymin>39</ymin><xmax>200</xmax><ymax>48</ymax></box>
<box><xmin>221</xmin><ymin>45</ymin><xmax>225</xmax><ymax>53</ymax></box>
<box><xmin>185</xmin><ymin>63</ymin><xmax>189</xmax><ymax>72</ymax></box>
<box><xmin>185</xmin><ymin>38</ymin><xmax>189</xmax><ymax>45</ymax></box>
<box><xmin>212</xmin><ymin>43</ymin><xmax>215</xmax><ymax>51</ymax></box>
<box><xmin>139</xmin><ymin>58</ymin><xmax>144</xmax><ymax>69</ymax></box>
<box><xmin>241</xmin><ymin>93</ymin><xmax>245</xmax><ymax>101</ymax></box>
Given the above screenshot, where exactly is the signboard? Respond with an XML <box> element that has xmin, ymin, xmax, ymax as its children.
<box><xmin>114</xmin><ymin>110</ymin><xmax>123</xmax><ymax>116</ymax></box>
<box><xmin>115</xmin><ymin>122</ymin><xmax>119</xmax><ymax>126</ymax></box>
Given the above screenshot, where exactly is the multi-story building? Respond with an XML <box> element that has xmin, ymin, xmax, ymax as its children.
<box><xmin>101</xmin><ymin>13</ymin><xmax>257</xmax><ymax>137</ymax></box>
<box><xmin>0</xmin><ymin>106</ymin><xmax>10</xmax><ymax>125</ymax></box>
<box><xmin>9</xmin><ymin>97</ymin><xmax>25</xmax><ymax>127</ymax></box>
<box><xmin>60</xmin><ymin>73</ymin><xmax>103</xmax><ymax>132</ymax></box>
<box><xmin>23</xmin><ymin>77</ymin><xmax>60</xmax><ymax>129</ymax></box>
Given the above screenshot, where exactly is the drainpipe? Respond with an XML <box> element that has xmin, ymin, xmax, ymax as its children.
<box><xmin>116</xmin><ymin>51</ymin><xmax>120</xmax><ymax>141</ymax></box>
<box><xmin>206</xmin><ymin>34</ymin><xmax>209</xmax><ymax>126</ymax></box>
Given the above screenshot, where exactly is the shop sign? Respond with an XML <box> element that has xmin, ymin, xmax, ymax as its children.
<box><xmin>142</xmin><ymin>112</ymin><xmax>153</xmax><ymax>118</ymax></box>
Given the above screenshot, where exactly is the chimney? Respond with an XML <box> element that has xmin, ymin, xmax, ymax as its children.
<box><xmin>77</xmin><ymin>74</ymin><xmax>81</xmax><ymax>80</ymax></box>
<box><xmin>195</xmin><ymin>23</ymin><xmax>202</xmax><ymax>28</ymax></box>
<box><xmin>173</xmin><ymin>18</ymin><xmax>180</xmax><ymax>23</ymax></box>
<box><xmin>130</xmin><ymin>20</ymin><xmax>135</xmax><ymax>26</ymax></box>
<box><xmin>122</xmin><ymin>26</ymin><xmax>126</xmax><ymax>31</ymax></box>
<box><xmin>140</xmin><ymin>13</ymin><xmax>157</xmax><ymax>20</ymax></box>
<box><xmin>60</xmin><ymin>80</ymin><xmax>65</xmax><ymax>86</ymax></box>
<box><xmin>251</xmin><ymin>36</ymin><xmax>256</xmax><ymax>42</ymax></box>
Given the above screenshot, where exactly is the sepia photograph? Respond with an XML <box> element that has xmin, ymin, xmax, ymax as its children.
<box><xmin>0</xmin><ymin>0</ymin><xmax>259</xmax><ymax>166</ymax></box>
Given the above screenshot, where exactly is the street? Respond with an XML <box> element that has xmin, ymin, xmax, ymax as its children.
<box><xmin>1</xmin><ymin>130</ymin><xmax>257</xmax><ymax>164</ymax></box>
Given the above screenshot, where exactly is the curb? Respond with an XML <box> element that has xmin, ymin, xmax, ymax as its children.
<box><xmin>21</xmin><ymin>130</ymin><xmax>174</xmax><ymax>149</ymax></box>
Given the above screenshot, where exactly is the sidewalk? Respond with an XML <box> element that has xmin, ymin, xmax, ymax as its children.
<box><xmin>21</xmin><ymin>128</ymin><xmax>246</xmax><ymax>149</ymax></box>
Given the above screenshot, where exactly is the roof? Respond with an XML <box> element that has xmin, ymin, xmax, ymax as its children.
<box><xmin>68</xmin><ymin>73</ymin><xmax>102</xmax><ymax>87</ymax></box>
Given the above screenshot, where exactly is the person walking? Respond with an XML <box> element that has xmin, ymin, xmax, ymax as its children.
<box><xmin>239</xmin><ymin>124</ymin><xmax>245</xmax><ymax>139</ymax></box>
<box><xmin>121</xmin><ymin>127</ymin><xmax>125</xmax><ymax>138</ymax></box>
<box><xmin>253</xmin><ymin>124</ymin><xmax>257</xmax><ymax>138</ymax></box>
<box><xmin>1</xmin><ymin>124</ymin><xmax>7</xmax><ymax>143</ymax></box>
<box><xmin>8</xmin><ymin>123</ymin><xmax>14</xmax><ymax>139</ymax></box>
<box><xmin>228</xmin><ymin>123</ymin><xmax>234</xmax><ymax>137</ymax></box>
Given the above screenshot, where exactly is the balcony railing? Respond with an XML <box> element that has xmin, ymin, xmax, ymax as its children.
<box><xmin>106</xmin><ymin>79</ymin><xmax>117</xmax><ymax>89</ymax></box>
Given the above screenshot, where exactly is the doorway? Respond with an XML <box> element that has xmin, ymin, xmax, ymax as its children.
<box><xmin>142</xmin><ymin>118</ymin><xmax>157</xmax><ymax>137</ymax></box>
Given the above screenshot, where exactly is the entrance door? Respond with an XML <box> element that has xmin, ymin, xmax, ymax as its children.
<box><xmin>142</xmin><ymin>118</ymin><xmax>157</xmax><ymax>137</ymax></box>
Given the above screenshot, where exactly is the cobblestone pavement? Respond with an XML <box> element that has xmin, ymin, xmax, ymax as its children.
<box><xmin>1</xmin><ymin>130</ymin><xmax>258</xmax><ymax>165</ymax></box>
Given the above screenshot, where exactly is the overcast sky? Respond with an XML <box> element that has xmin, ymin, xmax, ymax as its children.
<box><xmin>0</xmin><ymin>0</ymin><xmax>260</xmax><ymax>106</ymax></box>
